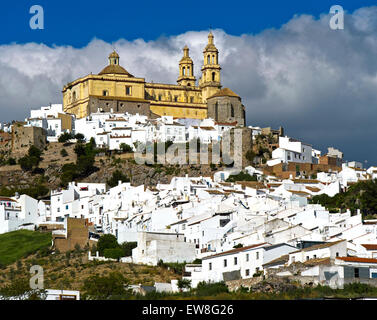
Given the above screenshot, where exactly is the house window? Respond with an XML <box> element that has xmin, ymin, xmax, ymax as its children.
<box><xmin>81</xmin><ymin>205</ymin><xmax>84</xmax><ymax>209</ymax></box>
<box><xmin>209</xmin><ymin>263</ymin><xmax>212</xmax><ymax>271</ymax></box>
<box><xmin>234</xmin><ymin>257</ymin><xmax>238</xmax><ymax>265</ymax></box>
<box><xmin>246</xmin><ymin>269</ymin><xmax>250</xmax><ymax>276</ymax></box>
<box><xmin>125</xmin><ymin>86</ymin><xmax>132</xmax><ymax>96</ymax></box>
<box><xmin>224</xmin><ymin>259</ymin><xmax>227</xmax><ymax>267</ymax></box>
<box><xmin>246</xmin><ymin>253</ymin><xmax>249</xmax><ymax>262</ymax></box>
<box><xmin>256</xmin><ymin>251</ymin><xmax>259</xmax><ymax>260</ymax></box>
<box><xmin>354</xmin><ymin>268</ymin><xmax>359</xmax><ymax>278</ymax></box>
<box><xmin>306</xmin><ymin>256</ymin><xmax>309</xmax><ymax>261</ymax></box>
<box><xmin>66</xmin><ymin>205</ymin><xmax>69</xmax><ymax>210</ymax></box>
<box><xmin>336</xmin><ymin>252</ymin><xmax>339</xmax><ymax>257</ymax></box>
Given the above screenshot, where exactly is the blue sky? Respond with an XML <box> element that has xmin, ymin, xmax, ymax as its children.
<box><xmin>1</xmin><ymin>1</ymin><xmax>377</xmax><ymax>164</ymax></box>
<box><xmin>2</xmin><ymin>0</ymin><xmax>376</xmax><ymax>46</ymax></box>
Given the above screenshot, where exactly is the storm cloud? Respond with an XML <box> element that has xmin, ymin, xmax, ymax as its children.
<box><xmin>1</xmin><ymin>6</ymin><xmax>377</xmax><ymax>164</ymax></box>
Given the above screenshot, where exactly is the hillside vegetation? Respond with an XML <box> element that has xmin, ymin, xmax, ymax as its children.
<box><xmin>0</xmin><ymin>230</ymin><xmax>52</xmax><ymax>266</ymax></box>
<box><xmin>311</xmin><ymin>179</ymin><xmax>377</xmax><ymax>218</ymax></box>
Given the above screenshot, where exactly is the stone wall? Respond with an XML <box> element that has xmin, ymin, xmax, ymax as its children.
<box><xmin>11</xmin><ymin>123</ymin><xmax>47</xmax><ymax>154</ymax></box>
<box><xmin>88</xmin><ymin>95</ymin><xmax>153</xmax><ymax>118</ymax></box>
<box><xmin>53</xmin><ymin>218</ymin><xmax>89</xmax><ymax>252</ymax></box>
<box><xmin>207</xmin><ymin>95</ymin><xmax>245</xmax><ymax>126</ymax></box>
<box><xmin>226</xmin><ymin>276</ymin><xmax>263</xmax><ymax>292</ymax></box>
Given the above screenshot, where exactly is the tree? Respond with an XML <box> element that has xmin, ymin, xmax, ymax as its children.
<box><xmin>7</xmin><ymin>157</ymin><xmax>16</xmax><ymax>165</ymax></box>
<box><xmin>19</xmin><ymin>146</ymin><xmax>43</xmax><ymax>171</ymax></box>
<box><xmin>103</xmin><ymin>248</ymin><xmax>124</xmax><ymax>260</ymax></box>
<box><xmin>119</xmin><ymin>143</ymin><xmax>133</xmax><ymax>153</ymax></box>
<box><xmin>226</xmin><ymin>171</ymin><xmax>257</xmax><ymax>182</ymax></box>
<box><xmin>106</xmin><ymin>170</ymin><xmax>130</xmax><ymax>188</ymax></box>
<box><xmin>60</xmin><ymin>148</ymin><xmax>68</xmax><ymax>157</ymax></box>
<box><xmin>81</xmin><ymin>272</ymin><xmax>131</xmax><ymax>300</ymax></box>
<box><xmin>120</xmin><ymin>242</ymin><xmax>137</xmax><ymax>257</ymax></box>
<box><xmin>177</xmin><ymin>278</ymin><xmax>191</xmax><ymax>291</ymax></box>
<box><xmin>75</xmin><ymin>133</ymin><xmax>85</xmax><ymax>142</ymax></box>
<box><xmin>58</xmin><ymin>132</ymin><xmax>73</xmax><ymax>143</ymax></box>
<box><xmin>97</xmin><ymin>234</ymin><xmax>120</xmax><ymax>256</ymax></box>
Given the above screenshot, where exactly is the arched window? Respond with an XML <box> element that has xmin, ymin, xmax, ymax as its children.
<box><xmin>214</xmin><ymin>102</ymin><xmax>218</xmax><ymax>120</ymax></box>
<box><xmin>207</xmin><ymin>55</ymin><xmax>210</xmax><ymax>64</ymax></box>
<box><xmin>187</xmin><ymin>66</ymin><xmax>190</xmax><ymax>76</ymax></box>
<box><xmin>72</xmin><ymin>91</ymin><xmax>76</xmax><ymax>101</ymax></box>
<box><xmin>212</xmin><ymin>55</ymin><xmax>215</xmax><ymax>64</ymax></box>
<box><xmin>230</xmin><ymin>104</ymin><xmax>234</xmax><ymax>117</ymax></box>
<box><xmin>212</xmin><ymin>72</ymin><xmax>216</xmax><ymax>81</ymax></box>
<box><xmin>182</xmin><ymin>66</ymin><xmax>186</xmax><ymax>76</ymax></box>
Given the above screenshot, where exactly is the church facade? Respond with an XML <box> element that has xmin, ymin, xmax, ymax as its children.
<box><xmin>62</xmin><ymin>32</ymin><xmax>245</xmax><ymax>126</ymax></box>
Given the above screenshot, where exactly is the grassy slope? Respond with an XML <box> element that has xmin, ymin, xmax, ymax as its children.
<box><xmin>0</xmin><ymin>230</ymin><xmax>52</xmax><ymax>266</ymax></box>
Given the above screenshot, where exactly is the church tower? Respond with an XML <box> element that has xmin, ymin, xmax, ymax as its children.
<box><xmin>177</xmin><ymin>46</ymin><xmax>196</xmax><ymax>87</ymax></box>
<box><xmin>200</xmin><ymin>32</ymin><xmax>222</xmax><ymax>101</ymax></box>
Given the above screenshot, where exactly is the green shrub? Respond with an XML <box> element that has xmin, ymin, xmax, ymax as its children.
<box><xmin>58</xmin><ymin>132</ymin><xmax>73</xmax><ymax>143</ymax></box>
<box><xmin>81</xmin><ymin>272</ymin><xmax>131</xmax><ymax>300</ymax></box>
<box><xmin>120</xmin><ymin>242</ymin><xmax>137</xmax><ymax>257</ymax></box>
<box><xmin>60</xmin><ymin>148</ymin><xmax>68</xmax><ymax>157</ymax></box>
<box><xmin>103</xmin><ymin>248</ymin><xmax>124</xmax><ymax>260</ymax></box>
<box><xmin>195</xmin><ymin>281</ymin><xmax>229</xmax><ymax>296</ymax></box>
<box><xmin>97</xmin><ymin>234</ymin><xmax>120</xmax><ymax>256</ymax></box>
<box><xmin>106</xmin><ymin>170</ymin><xmax>130</xmax><ymax>188</ymax></box>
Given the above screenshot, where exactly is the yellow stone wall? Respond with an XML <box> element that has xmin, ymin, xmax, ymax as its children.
<box><xmin>63</xmin><ymin>33</ymin><xmax>226</xmax><ymax>120</ymax></box>
<box><xmin>63</xmin><ymin>75</ymin><xmax>210</xmax><ymax>119</ymax></box>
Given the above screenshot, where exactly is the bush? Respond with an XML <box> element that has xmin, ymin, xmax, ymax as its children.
<box><xmin>106</xmin><ymin>170</ymin><xmax>130</xmax><ymax>188</ymax></box>
<box><xmin>120</xmin><ymin>242</ymin><xmax>137</xmax><ymax>257</ymax></box>
<box><xmin>97</xmin><ymin>234</ymin><xmax>120</xmax><ymax>256</ymax></box>
<box><xmin>226</xmin><ymin>171</ymin><xmax>257</xmax><ymax>182</ymax></box>
<box><xmin>19</xmin><ymin>146</ymin><xmax>43</xmax><ymax>172</ymax></box>
<box><xmin>7</xmin><ymin>158</ymin><xmax>16</xmax><ymax>165</ymax></box>
<box><xmin>177</xmin><ymin>278</ymin><xmax>191</xmax><ymax>290</ymax></box>
<box><xmin>58</xmin><ymin>132</ymin><xmax>73</xmax><ymax>143</ymax></box>
<box><xmin>119</xmin><ymin>143</ymin><xmax>133</xmax><ymax>153</ymax></box>
<box><xmin>75</xmin><ymin>133</ymin><xmax>85</xmax><ymax>142</ymax></box>
<box><xmin>103</xmin><ymin>248</ymin><xmax>124</xmax><ymax>260</ymax></box>
<box><xmin>195</xmin><ymin>281</ymin><xmax>229</xmax><ymax>296</ymax></box>
<box><xmin>60</xmin><ymin>149</ymin><xmax>68</xmax><ymax>157</ymax></box>
<box><xmin>81</xmin><ymin>272</ymin><xmax>131</xmax><ymax>300</ymax></box>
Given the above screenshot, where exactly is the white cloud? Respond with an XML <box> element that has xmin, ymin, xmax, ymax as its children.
<box><xmin>1</xmin><ymin>6</ymin><xmax>377</xmax><ymax>163</ymax></box>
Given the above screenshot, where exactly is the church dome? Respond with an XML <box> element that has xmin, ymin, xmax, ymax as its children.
<box><xmin>98</xmin><ymin>50</ymin><xmax>134</xmax><ymax>77</ymax></box>
<box><xmin>98</xmin><ymin>64</ymin><xmax>133</xmax><ymax>76</ymax></box>
<box><xmin>208</xmin><ymin>88</ymin><xmax>240</xmax><ymax>99</ymax></box>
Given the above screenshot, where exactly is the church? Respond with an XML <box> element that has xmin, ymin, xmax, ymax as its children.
<box><xmin>62</xmin><ymin>32</ymin><xmax>245</xmax><ymax>126</ymax></box>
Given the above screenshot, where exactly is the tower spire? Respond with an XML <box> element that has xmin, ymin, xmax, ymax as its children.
<box><xmin>177</xmin><ymin>45</ymin><xmax>196</xmax><ymax>87</ymax></box>
<box><xmin>199</xmin><ymin>31</ymin><xmax>222</xmax><ymax>101</ymax></box>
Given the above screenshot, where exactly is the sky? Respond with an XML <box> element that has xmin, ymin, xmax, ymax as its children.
<box><xmin>1</xmin><ymin>1</ymin><xmax>377</xmax><ymax>164</ymax></box>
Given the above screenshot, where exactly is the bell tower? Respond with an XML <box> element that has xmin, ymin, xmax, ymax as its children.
<box><xmin>200</xmin><ymin>32</ymin><xmax>222</xmax><ymax>101</ymax></box>
<box><xmin>177</xmin><ymin>46</ymin><xmax>196</xmax><ymax>87</ymax></box>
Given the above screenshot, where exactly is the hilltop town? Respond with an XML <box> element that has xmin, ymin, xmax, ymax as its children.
<box><xmin>1</xmin><ymin>32</ymin><xmax>377</xmax><ymax>300</ymax></box>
